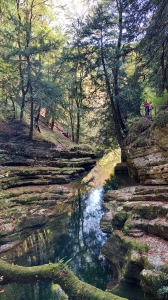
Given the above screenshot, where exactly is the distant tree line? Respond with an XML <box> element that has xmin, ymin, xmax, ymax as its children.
<box><xmin>0</xmin><ymin>0</ymin><xmax>167</xmax><ymax>149</ymax></box>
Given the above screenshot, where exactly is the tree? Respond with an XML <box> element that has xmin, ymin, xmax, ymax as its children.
<box><xmin>65</xmin><ymin>44</ymin><xmax>90</xmax><ymax>143</ymax></box>
<box><xmin>0</xmin><ymin>0</ymin><xmax>64</xmax><ymax>139</ymax></box>
<box><xmin>71</xmin><ymin>0</ymin><xmax>142</xmax><ymax>153</ymax></box>
<box><xmin>131</xmin><ymin>0</ymin><xmax>168</xmax><ymax>96</ymax></box>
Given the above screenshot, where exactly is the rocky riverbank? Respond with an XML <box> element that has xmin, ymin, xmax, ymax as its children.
<box><xmin>0</xmin><ymin>116</ymin><xmax>98</xmax><ymax>250</ymax></box>
<box><xmin>100</xmin><ymin>106</ymin><xmax>168</xmax><ymax>300</ymax></box>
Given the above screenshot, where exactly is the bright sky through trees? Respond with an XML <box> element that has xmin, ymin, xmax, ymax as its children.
<box><xmin>54</xmin><ymin>0</ymin><xmax>99</xmax><ymax>29</ymax></box>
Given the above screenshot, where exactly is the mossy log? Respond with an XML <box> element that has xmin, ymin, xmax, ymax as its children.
<box><xmin>0</xmin><ymin>259</ymin><xmax>126</xmax><ymax>300</ymax></box>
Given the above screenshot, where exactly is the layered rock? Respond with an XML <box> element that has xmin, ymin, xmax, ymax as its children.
<box><xmin>0</xmin><ymin>137</ymin><xmax>98</xmax><ymax>244</ymax></box>
<box><xmin>0</xmin><ymin>184</ymin><xmax>74</xmax><ymax>243</ymax></box>
<box><xmin>0</xmin><ymin>139</ymin><xmax>97</xmax><ymax>188</ymax></box>
<box><xmin>124</xmin><ymin>107</ymin><xmax>168</xmax><ymax>185</ymax></box>
<box><xmin>101</xmin><ymin>186</ymin><xmax>168</xmax><ymax>300</ymax></box>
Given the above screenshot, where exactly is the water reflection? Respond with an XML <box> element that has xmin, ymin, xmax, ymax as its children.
<box><xmin>0</xmin><ymin>282</ymin><xmax>67</xmax><ymax>300</ymax></box>
<box><xmin>83</xmin><ymin>150</ymin><xmax>121</xmax><ymax>188</ymax></box>
<box><xmin>65</xmin><ymin>188</ymin><xmax>113</xmax><ymax>287</ymax></box>
<box><xmin>0</xmin><ymin>151</ymin><xmax>122</xmax><ymax>299</ymax></box>
<box><xmin>0</xmin><ymin>188</ymin><xmax>114</xmax><ymax>300</ymax></box>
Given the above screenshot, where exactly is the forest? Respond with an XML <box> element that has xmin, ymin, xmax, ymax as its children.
<box><xmin>0</xmin><ymin>1</ymin><xmax>168</xmax><ymax>300</ymax></box>
<box><xmin>0</xmin><ymin>0</ymin><xmax>168</xmax><ymax>149</ymax></box>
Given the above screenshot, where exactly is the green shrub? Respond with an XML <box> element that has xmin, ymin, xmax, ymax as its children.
<box><xmin>125</xmin><ymin>116</ymin><xmax>152</xmax><ymax>145</ymax></box>
<box><xmin>103</xmin><ymin>174</ymin><xmax>124</xmax><ymax>192</ymax></box>
<box><xmin>150</xmin><ymin>110</ymin><xmax>168</xmax><ymax>130</ymax></box>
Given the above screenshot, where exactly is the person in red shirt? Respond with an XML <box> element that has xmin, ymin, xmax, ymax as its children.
<box><xmin>144</xmin><ymin>101</ymin><xmax>149</xmax><ymax>116</ymax></box>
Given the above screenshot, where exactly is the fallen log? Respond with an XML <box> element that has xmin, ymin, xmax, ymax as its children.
<box><xmin>0</xmin><ymin>259</ymin><xmax>126</xmax><ymax>300</ymax></box>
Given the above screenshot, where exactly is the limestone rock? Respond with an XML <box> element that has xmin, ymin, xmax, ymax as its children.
<box><xmin>125</xmin><ymin>109</ymin><xmax>168</xmax><ymax>185</ymax></box>
<box><xmin>16</xmin><ymin>214</ymin><xmax>48</xmax><ymax>232</ymax></box>
<box><xmin>101</xmin><ymin>185</ymin><xmax>168</xmax><ymax>299</ymax></box>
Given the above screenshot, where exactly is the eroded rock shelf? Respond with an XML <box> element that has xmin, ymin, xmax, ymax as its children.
<box><xmin>101</xmin><ymin>108</ymin><xmax>168</xmax><ymax>300</ymax></box>
<box><xmin>0</xmin><ymin>137</ymin><xmax>98</xmax><ymax>246</ymax></box>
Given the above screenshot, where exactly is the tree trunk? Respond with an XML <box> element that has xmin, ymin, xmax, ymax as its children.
<box><xmin>0</xmin><ymin>259</ymin><xmax>125</xmax><ymax>300</ymax></box>
<box><xmin>28</xmin><ymin>81</ymin><xmax>34</xmax><ymax>140</ymax></box>
<box><xmin>10</xmin><ymin>96</ymin><xmax>16</xmax><ymax>119</ymax></box>
<box><xmin>51</xmin><ymin>117</ymin><xmax>55</xmax><ymax>131</ymax></box>
<box><xmin>76</xmin><ymin>106</ymin><xmax>80</xmax><ymax>144</ymax></box>
<box><xmin>17</xmin><ymin>3</ymin><xmax>27</xmax><ymax>126</ymax></box>
<box><xmin>114</xmin><ymin>0</ymin><xmax>128</xmax><ymax>137</ymax></box>
<box><xmin>70</xmin><ymin>114</ymin><xmax>75</xmax><ymax>142</ymax></box>
<box><xmin>69</xmin><ymin>98</ymin><xmax>75</xmax><ymax>142</ymax></box>
<box><xmin>161</xmin><ymin>42</ymin><xmax>168</xmax><ymax>94</ymax></box>
<box><xmin>35</xmin><ymin>105</ymin><xmax>41</xmax><ymax>133</ymax></box>
<box><xmin>100</xmin><ymin>28</ymin><xmax>124</xmax><ymax>148</ymax></box>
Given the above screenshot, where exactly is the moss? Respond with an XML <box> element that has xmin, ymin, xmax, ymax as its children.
<box><xmin>141</xmin><ymin>269</ymin><xmax>168</xmax><ymax>298</ymax></box>
<box><xmin>150</xmin><ymin>110</ymin><xmax>168</xmax><ymax>131</ymax></box>
<box><xmin>160</xmin><ymin>264</ymin><xmax>168</xmax><ymax>274</ymax></box>
<box><xmin>68</xmin><ymin>144</ymin><xmax>94</xmax><ymax>152</ymax></box>
<box><xmin>121</xmin><ymin>236</ymin><xmax>149</xmax><ymax>254</ymax></box>
<box><xmin>123</xmin><ymin>219</ymin><xmax>132</xmax><ymax>234</ymax></box>
<box><xmin>102</xmin><ymin>233</ymin><xmax>130</xmax><ymax>279</ymax></box>
<box><xmin>116</xmin><ymin>211</ymin><xmax>128</xmax><ymax>222</ymax></box>
<box><xmin>125</xmin><ymin>116</ymin><xmax>152</xmax><ymax>145</ymax></box>
<box><xmin>112</xmin><ymin>211</ymin><xmax>128</xmax><ymax>230</ymax></box>
<box><xmin>133</xmin><ymin>136</ymin><xmax>149</xmax><ymax>147</ymax></box>
<box><xmin>0</xmin><ymin>259</ymin><xmax>126</xmax><ymax>300</ymax></box>
<box><xmin>140</xmin><ymin>254</ymin><xmax>154</xmax><ymax>269</ymax></box>
<box><xmin>132</xmin><ymin>204</ymin><xmax>160</xmax><ymax>220</ymax></box>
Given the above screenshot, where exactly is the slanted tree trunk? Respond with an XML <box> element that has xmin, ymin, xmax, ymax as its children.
<box><xmin>76</xmin><ymin>105</ymin><xmax>80</xmax><ymax>144</ymax></box>
<box><xmin>0</xmin><ymin>259</ymin><xmax>125</xmax><ymax>300</ymax></box>
<box><xmin>28</xmin><ymin>80</ymin><xmax>34</xmax><ymax>140</ymax></box>
<box><xmin>35</xmin><ymin>105</ymin><xmax>41</xmax><ymax>133</ymax></box>
<box><xmin>69</xmin><ymin>98</ymin><xmax>75</xmax><ymax>142</ymax></box>
<box><xmin>50</xmin><ymin>116</ymin><xmax>55</xmax><ymax>131</ymax></box>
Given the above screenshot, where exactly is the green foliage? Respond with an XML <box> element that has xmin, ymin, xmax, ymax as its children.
<box><xmin>56</xmin><ymin>257</ymin><xmax>72</xmax><ymax>271</ymax></box>
<box><xmin>125</xmin><ymin>116</ymin><xmax>152</xmax><ymax>145</ymax></box>
<box><xmin>160</xmin><ymin>265</ymin><xmax>168</xmax><ymax>275</ymax></box>
<box><xmin>150</xmin><ymin>108</ymin><xmax>168</xmax><ymax>130</ymax></box>
<box><xmin>1</xmin><ymin>0</ymin><xmax>168</xmax><ymax>146</ymax></box>
<box><xmin>157</xmin><ymin>286</ymin><xmax>168</xmax><ymax>299</ymax></box>
<box><xmin>153</xmin><ymin>92</ymin><xmax>168</xmax><ymax>108</ymax></box>
<box><xmin>137</xmin><ymin>1</ymin><xmax>168</xmax><ymax>96</ymax></box>
<box><xmin>122</xmin><ymin>235</ymin><xmax>150</xmax><ymax>254</ymax></box>
<box><xmin>123</xmin><ymin>219</ymin><xmax>132</xmax><ymax>234</ymax></box>
<box><xmin>127</xmin><ymin>116</ymin><xmax>151</xmax><ymax>132</ymax></box>
<box><xmin>142</xmin><ymin>90</ymin><xmax>168</xmax><ymax>111</ymax></box>
<box><xmin>133</xmin><ymin>136</ymin><xmax>147</xmax><ymax>147</ymax></box>
<box><xmin>0</xmin><ymin>0</ymin><xmax>65</xmax><ymax>139</ymax></box>
<box><xmin>103</xmin><ymin>174</ymin><xmax>124</xmax><ymax>192</ymax></box>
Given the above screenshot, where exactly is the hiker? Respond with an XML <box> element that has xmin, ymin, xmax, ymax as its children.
<box><xmin>144</xmin><ymin>101</ymin><xmax>149</xmax><ymax>116</ymax></box>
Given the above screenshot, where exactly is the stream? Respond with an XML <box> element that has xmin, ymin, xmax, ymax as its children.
<box><xmin>0</xmin><ymin>151</ymin><xmax>150</xmax><ymax>300</ymax></box>
<box><xmin>0</xmin><ymin>151</ymin><xmax>121</xmax><ymax>300</ymax></box>
<box><xmin>0</xmin><ymin>189</ymin><xmax>114</xmax><ymax>300</ymax></box>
